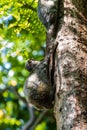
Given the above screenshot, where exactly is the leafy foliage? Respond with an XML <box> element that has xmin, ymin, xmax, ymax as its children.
<box><xmin>0</xmin><ymin>0</ymin><xmax>56</xmax><ymax>130</ymax></box>
<box><xmin>0</xmin><ymin>0</ymin><xmax>46</xmax><ymax>59</ymax></box>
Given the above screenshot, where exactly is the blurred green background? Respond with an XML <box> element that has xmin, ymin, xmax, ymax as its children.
<box><xmin>0</xmin><ymin>0</ymin><xmax>56</xmax><ymax>130</ymax></box>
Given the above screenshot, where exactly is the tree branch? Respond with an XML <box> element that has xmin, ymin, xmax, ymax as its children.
<box><xmin>0</xmin><ymin>87</ymin><xmax>9</xmax><ymax>95</ymax></box>
<box><xmin>11</xmin><ymin>86</ymin><xmax>27</xmax><ymax>104</ymax></box>
<box><xmin>22</xmin><ymin>104</ymin><xmax>36</xmax><ymax>130</ymax></box>
<box><xmin>30</xmin><ymin>109</ymin><xmax>48</xmax><ymax>130</ymax></box>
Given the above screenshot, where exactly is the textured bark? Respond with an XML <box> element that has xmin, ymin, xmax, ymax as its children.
<box><xmin>52</xmin><ymin>0</ymin><xmax>87</xmax><ymax>130</ymax></box>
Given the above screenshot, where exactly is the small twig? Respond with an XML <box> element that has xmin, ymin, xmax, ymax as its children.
<box><xmin>0</xmin><ymin>87</ymin><xmax>9</xmax><ymax>95</ymax></box>
<box><xmin>30</xmin><ymin>109</ymin><xmax>48</xmax><ymax>130</ymax></box>
<box><xmin>11</xmin><ymin>86</ymin><xmax>27</xmax><ymax>104</ymax></box>
<box><xmin>22</xmin><ymin>104</ymin><xmax>36</xmax><ymax>130</ymax></box>
<box><xmin>10</xmin><ymin>86</ymin><xmax>38</xmax><ymax>130</ymax></box>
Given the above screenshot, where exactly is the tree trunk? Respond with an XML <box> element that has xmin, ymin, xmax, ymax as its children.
<box><xmin>52</xmin><ymin>0</ymin><xmax>87</xmax><ymax>129</ymax></box>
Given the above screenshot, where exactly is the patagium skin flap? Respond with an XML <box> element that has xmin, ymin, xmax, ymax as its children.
<box><xmin>24</xmin><ymin>60</ymin><xmax>54</xmax><ymax>110</ymax></box>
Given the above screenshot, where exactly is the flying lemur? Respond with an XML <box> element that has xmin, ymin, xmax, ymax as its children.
<box><xmin>24</xmin><ymin>0</ymin><xmax>58</xmax><ymax>110</ymax></box>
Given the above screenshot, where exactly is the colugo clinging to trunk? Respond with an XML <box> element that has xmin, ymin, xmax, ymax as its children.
<box><xmin>23</xmin><ymin>0</ymin><xmax>60</xmax><ymax>110</ymax></box>
<box><xmin>23</xmin><ymin>59</ymin><xmax>55</xmax><ymax>110</ymax></box>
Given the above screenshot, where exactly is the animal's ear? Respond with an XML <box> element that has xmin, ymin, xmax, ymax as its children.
<box><xmin>25</xmin><ymin>59</ymin><xmax>40</xmax><ymax>72</ymax></box>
